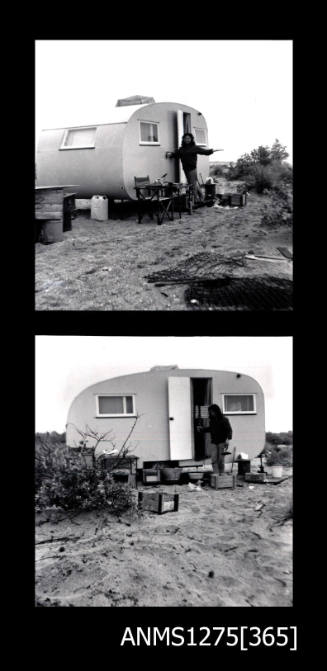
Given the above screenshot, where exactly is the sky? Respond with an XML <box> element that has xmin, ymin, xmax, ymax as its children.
<box><xmin>35</xmin><ymin>40</ymin><xmax>292</xmax><ymax>163</ymax></box>
<box><xmin>35</xmin><ymin>336</ymin><xmax>292</xmax><ymax>433</ymax></box>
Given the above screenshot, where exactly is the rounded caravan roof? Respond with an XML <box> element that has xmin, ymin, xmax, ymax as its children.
<box><xmin>67</xmin><ymin>367</ymin><xmax>264</xmax><ymax>410</ymax></box>
<box><xmin>42</xmin><ymin>101</ymin><xmax>205</xmax><ymax>130</ymax></box>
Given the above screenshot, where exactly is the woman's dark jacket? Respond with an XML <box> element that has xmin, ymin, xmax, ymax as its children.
<box><xmin>204</xmin><ymin>416</ymin><xmax>232</xmax><ymax>444</ymax></box>
<box><xmin>173</xmin><ymin>145</ymin><xmax>214</xmax><ymax>170</ymax></box>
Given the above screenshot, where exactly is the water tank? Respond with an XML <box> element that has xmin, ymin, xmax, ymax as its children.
<box><xmin>91</xmin><ymin>195</ymin><xmax>108</xmax><ymax>221</ymax></box>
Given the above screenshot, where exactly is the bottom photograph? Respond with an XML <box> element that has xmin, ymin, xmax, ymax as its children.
<box><xmin>35</xmin><ymin>336</ymin><xmax>293</xmax><ymax>608</ymax></box>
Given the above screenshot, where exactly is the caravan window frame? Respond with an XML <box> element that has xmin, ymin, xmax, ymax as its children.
<box><xmin>194</xmin><ymin>127</ymin><xmax>208</xmax><ymax>146</ymax></box>
<box><xmin>139</xmin><ymin>121</ymin><xmax>160</xmax><ymax>145</ymax></box>
<box><xmin>95</xmin><ymin>394</ymin><xmax>136</xmax><ymax>418</ymax></box>
<box><xmin>60</xmin><ymin>126</ymin><xmax>97</xmax><ymax>150</ymax></box>
<box><xmin>222</xmin><ymin>393</ymin><xmax>257</xmax><ymax>415</ymax></box>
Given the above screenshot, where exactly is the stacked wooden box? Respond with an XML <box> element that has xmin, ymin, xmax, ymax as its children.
<box><xmin>244</xmin><ymin>472</ymin><xmax>267</xmax><ymax>483</ymax></box>
<box><xmin>112</xmin><ymin>472</ymin><xmax>137</xmax><ymax>487</ymax></box>
<box><xmin>104</xmin><ymin>455</ymin><xmax>138</xmax><ymax>488</ymax></box>
<box><xmin>230</xmin><ymin>192</ymin><xmax>247</xmax><ymax>207</ymax></box>
<box><xmin>35</xmin><ymin>187</ymin><xmax>76</xmax><ymax>243</ymax></box>
<box><xmin>216</xmin><ymin>192</ymin><xmax>247</xmax><ymax>207</ymax></box>
<box><xmin>210</xmin><ymin>473</ymin><xmax>236</xmax><ymax>489</ymax></box>
<box><xmin>142</xmin><ymin>469</ymin><xmax>161</xmax><ymax>485</ymax></box>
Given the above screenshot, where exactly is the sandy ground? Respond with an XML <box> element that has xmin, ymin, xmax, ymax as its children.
<box><xmin>35</xmin><ymin>472</ymin><xmax>292</xmax><ymax>607</ymax></box>
<box><xmin>35</xmin><ymin>193</ymin><xmax>292</xmax><ymax>311</ymax></box>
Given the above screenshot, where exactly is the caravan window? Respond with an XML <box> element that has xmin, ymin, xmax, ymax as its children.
<box><xmin>194</xmin><ymin>128</ymin><xmax>207</xmax><ymax>146</ymax></box>
<box><xmin>96</xmin><ymin>394</ymin><xmax>135</xmax><ymax>417</ymax></box>
<box><xmin>222</xmin><ymin>394</ymin><xmax>256</xmax><ymax>414</ymax></box>
<box><xmin>61</xmin><ymin>127</ymin><xmax>96</xmax><ymax>149</ymax></box>
<box><xmin>139</xmin><ymin>122</ymin><xmax>160</xmax><ymax>145</ymax></box>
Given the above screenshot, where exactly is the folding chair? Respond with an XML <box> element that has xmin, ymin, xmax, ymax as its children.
<box><xmin>134</xmin><ymin>176</ymin><xmax>176</xmax><ymax>225</ymax></box>
<box><xmin>134</xmin><ymin>176</ymin><xmax>154</xmax><ymax>223</ymax></box>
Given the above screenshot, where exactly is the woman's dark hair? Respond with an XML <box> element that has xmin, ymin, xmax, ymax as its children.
<box><xmin>208</xmin><ymin>404</ymin><xmax>223</xmax><ymax>419</ymax></box>
<box><xmin>181</xmin><ymin>133</ymin><xmax>195</xmax><ymax>147</ymax></box>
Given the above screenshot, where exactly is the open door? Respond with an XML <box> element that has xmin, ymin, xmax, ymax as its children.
<box><xmin>176</xmin><ymin>111</ymin><xmax>187</xmax><ymax>184</ymax></box>
<box><xmin>168</xmin><ymin>377</ymin><xmax>193</xmax><ymax>460</ymax></box>
<box><xmin>192</xmin><ymin>378</ymin><xmax>212</xmax><ymax>461</ymax></box>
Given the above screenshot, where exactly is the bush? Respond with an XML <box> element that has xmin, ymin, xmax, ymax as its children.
<box><xmin>261</xmin><ymin>183</ymin><xmax>293</xmax><ymax>227</ymax></box>
<box><xmin>226</xmin><ymin>140</ymin><xmax>292</xmax><ymax>194</ymax></box>
<box><xmin>264</xmin><ymin>443</ymin><xmax>293</xmax><ymax>467</ymax></box>
<box><xmin>266</xmin><ymin>431</ymin><xmax>293</xmax><ymax>446</ymax></box>
<box><xmin>210</xmin><ymin>164</ymin><xmax>226</xmax><ymax>177</ymax></box>
<box><xmin>35</xmin><ymin>435</ymin><xmax>136</xmax><ymax>515</ymax></box>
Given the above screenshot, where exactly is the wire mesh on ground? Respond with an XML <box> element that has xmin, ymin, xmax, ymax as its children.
<box><xmin>185</xmin><ymin>276</ymin><xmax>292</xmax><ymax>311</ymax></box>
<box><xmin>145</xmin><ymin>252</ymin><xmax>245</xmax><ymax>284</ymax></box>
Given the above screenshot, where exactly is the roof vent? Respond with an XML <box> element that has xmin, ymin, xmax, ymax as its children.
<box><xmin>116</xmin><ymin>95</ymin><xmax>155</xmax><ymax>107</ymax></box>
<box><xmin>150</xmin><ymin>365</ymin><xmax>179</xmax><ymax>371</ymax></box>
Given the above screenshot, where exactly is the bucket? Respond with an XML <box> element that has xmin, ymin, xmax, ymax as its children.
<box><xmin>42</xmin><ymin>219</ymin><xmax>64</xmax><ymax>244</ymax></box>
<box><xmin>188</xmin><ymin>472</ymin><xmax>204</xmax><ymax>482</ymax></box>
<box><xmin>271</xmin><ymin>465</ymin><xmax>283</xmax><ymax>478</ymax></box>
<box><xmin>161</xmin><ymin>467</ymin><xmax>181</xmax><ymax>483</ymax></box>
<box><xmin>205</xmin><ymin>184</ymin><xmax>216</xmax><ymax>199</ymax></box>
<box><xmin>91</xmin><ymin>195</ymin><xmax>108</xmax><ymax>221</ymax></box>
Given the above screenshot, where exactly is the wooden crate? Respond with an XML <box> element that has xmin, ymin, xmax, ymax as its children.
<box><xmin>138</xmin><ymin>491</ymin><xmax>179</xmax><ymax>514</ymax></box>
<box><xmin>112</xmin><ymin>472</ymin><xmax>137</xmax><ymax>488</ymax></box>
<box><xmin>35</xmin><ymin>187</ymin><xmax>65</xmax><ymax>221</ymax></box>
<box><xmin>210</xmin><ymin>473</ymin><xmax>236</xmax><ymax>489</ymax></box>
<box><xmin>142</xmin><ymin>469</ymin><xmax>161</xmax><ymax>485</ymax></box>
<box><xmin>230</xmin><ymin>193</ymin><xmax>247</xmax><ymax>207</ymax></box>
<box><xmin>244</xmin><ymin>472</ymin><xmax>267</xmax><ymax>483</ymax></box>
<box><xmin>103</xmin><ymin>455</ymin><xmax>138</xmax><ymax>474</ymax></box>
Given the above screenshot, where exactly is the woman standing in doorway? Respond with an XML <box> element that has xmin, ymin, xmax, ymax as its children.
<box><xmin>166</xmin><ymin>133</ymin><xmax>217</xmax><ymax>204</ymax></box>
<box><xmin>198</xmin><ymin>404</ymin><xmax>233</xmax><ymax>475</ymax></box>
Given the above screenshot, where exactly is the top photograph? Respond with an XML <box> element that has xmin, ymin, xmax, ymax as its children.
<box><xmin>35</xmin><ymin>39</ymin><xmax>293</xmax><ymax>312</ymax></box>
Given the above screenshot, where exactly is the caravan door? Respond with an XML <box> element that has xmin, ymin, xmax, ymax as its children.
<box><xmin>168</xmin><ymin>377</ymin><xmax>193</xmax><ymax>460</ymax></box>
<box><xmin>176</xmin><ymin>110</ymin><xmax>188</xmax><ymax>184</ymax></box>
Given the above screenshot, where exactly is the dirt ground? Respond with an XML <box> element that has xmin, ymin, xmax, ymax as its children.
<box><xmin>35</xmin><ymin>472</ymin><xmax>292</xmax><ymax>607</ymax></box>
<box><xmin>35</xmin><ymin>193</ymin><xmax>292</xmax><ymax>311</ymax></box>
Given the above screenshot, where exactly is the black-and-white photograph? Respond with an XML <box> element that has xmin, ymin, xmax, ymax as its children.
<box><xmin>35</xmin><ymin>40</ymin><xmax>293</xmax><ymax>312</ymax></box>
<box><xmin>35</xmin><ymin>336</ymin><xmax>292</xmax><ymax>608</ymax></box>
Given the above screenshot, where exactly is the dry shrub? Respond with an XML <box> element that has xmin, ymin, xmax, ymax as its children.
<box><xmin>264</xmin><ymin>443</ymin><xmax>293</xmax><ymax>466</ymax></box>
<box><xmin>35</xmin><ymin>435</ymin><xmax>136</xmax><ymax>515</ymax></box>
<box><xmin>261</xmin><ymin>184</ymin><xmax>293</xmax><ymax>227</ymax></box>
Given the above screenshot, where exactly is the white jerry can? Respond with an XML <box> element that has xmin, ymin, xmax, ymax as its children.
<box><xmin>91</xmin><ymin>195</ymin><xmax>108</xmax><ymax>221</ymax></box>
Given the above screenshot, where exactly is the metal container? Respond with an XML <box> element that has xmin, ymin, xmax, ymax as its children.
<box><xmin>237</xmin><ymin>460</ymin><xmax>251</xmax><ymax>476</ymax></box>
<box><xmin>161</xmin><ymin>467</ymin><xmax>181</xmax><ymax>483</ymax></box>
<box><xmin>42</xmin><ymin>219</ymin><xmax>64</xmax><ymax>244</ymax></box>
<box><xmin>188</xmin><ymin>472</ymin><xmax>204</xmax><ymax>482</ymax></box>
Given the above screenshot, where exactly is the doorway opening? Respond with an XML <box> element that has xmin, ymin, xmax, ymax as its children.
<box><xmin>191</xmin><ymin>378</ymin><xmax>212</xmax><ymax>461</ymax></box>
<box><xmin>183</xmin><ymin>112</ymin><xmax>192</xmax><ymax>134</ymax></box>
